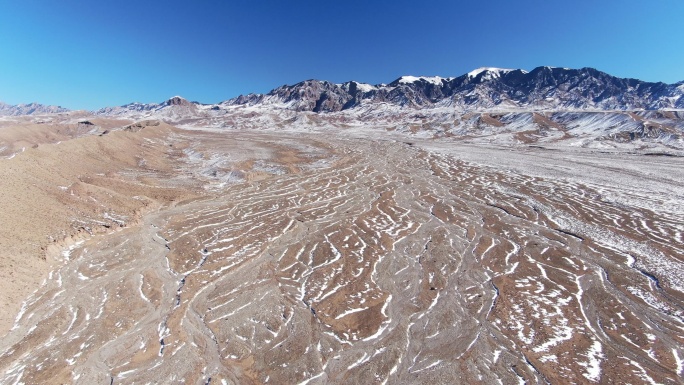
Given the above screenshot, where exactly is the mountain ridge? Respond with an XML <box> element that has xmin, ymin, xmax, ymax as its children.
<box><xmin>2</xmin><ymin>67</ymin><xmax>683</xmax><ymax>117</ymax></box>
<box><xmin>0</xmin><ymin>101</ymin><xmax>70</xmax><ymax>116</ymax></box>
<box><xmin>97</xmin><ymin>66</ymin><xmax>684</xmax><ymax>116</ymax></box>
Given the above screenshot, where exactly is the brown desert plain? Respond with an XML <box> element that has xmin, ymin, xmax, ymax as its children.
<box><xmin>0</xmin><ymin>110</ymin><xmax>683</xmax><ymax>384</ymax></box>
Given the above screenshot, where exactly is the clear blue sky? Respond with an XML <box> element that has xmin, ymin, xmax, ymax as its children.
<box><xmin>1</xmin><ymin>0</ymin><xmax>683</xmax><ymax>110</ymax></box>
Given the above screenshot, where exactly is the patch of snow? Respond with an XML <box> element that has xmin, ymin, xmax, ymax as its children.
<box><xmin>62</xmin><ymin>241</ymin><xmax>84</xmax><ymax>262</ymax></box>
<box><xmin>467</xmin><ymin>67</ymin><xmax>520</xmax><ymax>79</ymax></box>
<box><xmin>352</xmin><ymin>82</ymin><xmax>377</xmax><ymax>93</ymax></box>
<box><xmin>397</xmin><ymin>76</ymin><xmax>451</xmax><ymax>86</ymax></box>
<box><xmin>579</xmin><ymin>340</ymin><xmax>603</xmax><ymax>382</ymax></box>
<box><xmin>493</xmin><ymin>349</ymin><xmax>501</xmax><ymax>363</ymax></box>
<box><xmin>673</xmin><ymin>348</ymin><xmax>683</xmax><ymax>376</ymax></box>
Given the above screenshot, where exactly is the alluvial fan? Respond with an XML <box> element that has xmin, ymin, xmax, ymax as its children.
<box><xmin>1</xmin><ymin>129</ymin><xmax>683</xmax><ymax>385</ymax></box>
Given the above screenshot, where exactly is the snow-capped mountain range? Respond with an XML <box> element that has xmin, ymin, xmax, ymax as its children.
<box><xmin>93</xmin><ymin>66</ymin><xmax>683</xmax><ymax>117</ymax></box>
<box><xmin>3</xmin><ymin>67</ymin><xmax>681</xmax><ymax>118</ymax></box>
<box><xmin>2</xmin><ymin>66</ymin><xmax>684</xmax><ymax>149</ymax></box>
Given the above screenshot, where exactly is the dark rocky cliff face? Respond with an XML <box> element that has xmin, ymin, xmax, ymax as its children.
<box><xmin>165</xmin><ymin>96</ymin><xmax>193</xmax><ymax>107</ymax></box>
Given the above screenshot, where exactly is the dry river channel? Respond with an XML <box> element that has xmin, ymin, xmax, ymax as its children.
<box><xmin>1</xmin><ymin>128</ymin><xmax>683</xmax><ymax>384</ymax></box>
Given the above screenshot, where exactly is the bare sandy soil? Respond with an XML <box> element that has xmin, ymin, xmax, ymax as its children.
<box><xmin>0</xmin><ymin>119</ymin><xmax>199</xmax><ymax>334</ymax></box>
<box><xmin>0</xmin><ymin>120</ymin><xmax>683</xmax><ymax>384</ymax></box>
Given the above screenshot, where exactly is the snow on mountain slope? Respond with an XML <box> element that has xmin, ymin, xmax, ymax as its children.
<box><xmin>0</xmin><ymin>102</ymin><xmax>69</xmax><ymax>116</ymax></box>
<box><xmin>396</xmin><ymin>76</ymin><xmax>454</xmax><ymax>85</ymax></box>
<box><xmin>94</xmin><ymin>96</ymin><xmax>203</xmax><ymax>120</ymax></box>
<box><xmin>250</xmin><ymin>67</ymin><xmax>682</xmax><ymax>112</ymax></box>
<box><xmin>340</xmin><ymin>81</ymin><xmax>377</xmax><ymax>93</ymax></box>
<box><xmin>2</xmin><ymin>66</ymin><xmax>675</xmax><ymax>149</ymax></box>
<box><xmin>466</xmin><ymin>67</ymin><xmax>520</xmax><ymax>79</ymax></box>
<box><xmin>91</xmin><ymin>66</ymin><xmax>684</xmax><ymax>119</ymax></box>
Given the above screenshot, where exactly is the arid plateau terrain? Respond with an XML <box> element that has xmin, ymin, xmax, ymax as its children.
<box><xmin>1</xmin><ymin>68</ymin><xmax>684</xmax><ymax>384</ymax></box>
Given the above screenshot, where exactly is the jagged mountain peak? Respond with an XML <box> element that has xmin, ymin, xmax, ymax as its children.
<box><xmin>340</xmin><ymin>81</ymin><xmax>378</xmax><ymax>93</ymax></box>
<box><xmin>271</xmin><ymin>79</ymin><xmax>336</xmax><ymax>90</ymax></box>
<box><xmin>164</xmin><ymin>96</ymin><xmax>193</xmax><ymax>107</ymax></box>
<box><xmin>467</xmin><ymin>67</ymin><xmax>520</xmax><ymax>79</ymax></box>
<box><xmin>390</xmin><ymin>76</ymin><xmax>454</xmax><ymax>86</ymax></box>
<box><xmin>93</xmin><ymin>95</ymin><xmax>200</xmax><ymax>118</ymax></box>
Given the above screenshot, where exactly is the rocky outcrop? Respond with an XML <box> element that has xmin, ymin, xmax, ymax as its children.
<box><xmin>123</xmin><ymin>119</ymin><xmax>161</xmax><ymax>132</ymax></box>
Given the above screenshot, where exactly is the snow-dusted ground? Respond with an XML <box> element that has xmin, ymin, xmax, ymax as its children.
<box><xmin>0</xmin><ymin>120</ymin><xmax>682</xmax><ymax>384</ymax></box>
